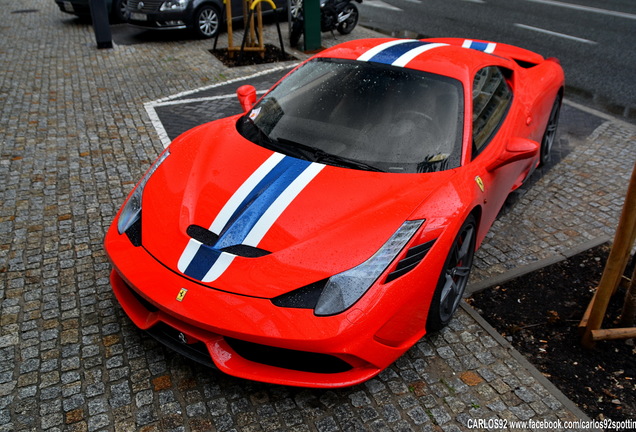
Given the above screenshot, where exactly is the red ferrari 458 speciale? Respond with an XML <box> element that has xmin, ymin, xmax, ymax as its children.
<box><xmin>105</xmin><ymin>38</ymin><xmax>564</xmax><ymax>388</ymax></box>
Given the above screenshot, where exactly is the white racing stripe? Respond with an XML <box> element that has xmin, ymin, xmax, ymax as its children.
<box><xmin>462</xmin><ymin>39</ymin><xmax>497</xmax><ymax>53</ymax></box>
<box><xmin>177</xmin><ymin>238</ymin><xmax>203</xmax><ymax>274</ymax></box>
<box><xmin>243</xmin><ymin>163</ymin><xmax>325</xmax><ymax>247</ymax></box>
<box><xmin>201</xmin><ymin>252</ymin><xmax>236</xmax><ymax>283</ymax></box>
<box><xmin>392</xmin><ymin>43</ymin><xmax>449</xmax><ymax>67</ymax></box>
<box><xmin>210</xmin><ymin>152</ymin><xmax>286</xmax><ymax>234</ymax></box>
<box><xmin>357</xmin><ymin>39</ymin><xmax>419</xmax><ymax>62</ymax></box>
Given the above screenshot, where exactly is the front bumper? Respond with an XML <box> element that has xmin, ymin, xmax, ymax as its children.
<box><xmin>126</xmin><ymin>9</ymin><xmax>190</xmax><ymax>30</ymax></box>
<box><xmin>104</xmin><ymin>223</ymin><xmax>443</xmax><ymax>388</ymax></box>
<box><xmin>55</xmin><ymin>1</ymin><xmax>91</xmax><ymax>16</ymax></box>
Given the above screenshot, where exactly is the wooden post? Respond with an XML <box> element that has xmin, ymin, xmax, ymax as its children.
<box><xmin>581</xmin><ymin>161</ymin><xmax>636</xmax><ymax>348</ymax></box>
<box><xmin>226</xmin><ymin>0</ymin><xmax>234</xmax><ymax>54</ymax></box>
<box><xmin>230</xmin><ymin>0</ymin><xmax>267</xmax><ymax>57</ymax></box>
<box><xmin>591</xmin><ymin>327</ymin><xmax>636</xmax><ymax>341</ymax></box>
<box><xmin>257</xmin><ymin>2</ymin><xmax>264</xmax><ymax>58</ymax></box>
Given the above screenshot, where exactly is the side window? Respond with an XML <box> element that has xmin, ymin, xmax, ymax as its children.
<box><xmin>472</xmin><ymin>66</ymin><xmax>512</xmax><ymax>157</ymax></box>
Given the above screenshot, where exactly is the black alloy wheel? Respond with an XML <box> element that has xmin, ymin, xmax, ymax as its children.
<box><xmin>426</xmin><ymin>214</ymin><xmax>477</xmax><ymax>333</ymax></box>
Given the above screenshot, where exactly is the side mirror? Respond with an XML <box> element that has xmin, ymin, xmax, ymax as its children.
<box><xmin>237</xmin><ymin>85</ymin><xmax>257</xmax><ymax>113</ymax></box>
<box><xmin>486</xmin><ymin>137</ymin><xmax>540</xmax><ymax>171</ymax></box>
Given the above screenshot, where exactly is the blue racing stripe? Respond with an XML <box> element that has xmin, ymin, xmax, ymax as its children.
<box><xmin>214</xmin><ymin>156</ymin><xmax>311</xmax><ymax>249</ymax></box>
<box><xmin>469</xmin><ymin>41</ymin><xmax>488</xmax><ymax>52</ymax></box>
<box><xmin>367</xmin><ymin>41</ymin><xmax>431</xmax><ymax>65</ymax></box>
<box><xmin>180</xmin><ymin>155</ymin><xmax>315</xmax><ymax>282</ymax></box>
<box><xmin>183</xmin><ymin>243</ymin><xmax>223</xmax><ymax>281</ymax></box>
<box><xmin>469</xmin><ymin>41</ymin><xmax>490</xmax><ymax>52</ymax></box>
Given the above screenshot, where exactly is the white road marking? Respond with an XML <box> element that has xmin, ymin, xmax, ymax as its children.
<box><xmin>362</xmin><ymin>0</ymin><xmax>403</xmax><ymax>12</ymax></box>
<box><xmin>525</xmin><ymin>0</ymin><xmax>636</xmax><ymax>20</ymax></box>
<box><xmin>144</xmin><ymin>65</ymin><xmax>297</xmax><ymax>148</ymax></box>
<box><xmin>514</xmin><ymin>23</ymin><xmax>597</xmax><ymax>44</ymax></box>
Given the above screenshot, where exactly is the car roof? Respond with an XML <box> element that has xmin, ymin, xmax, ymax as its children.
<box><xmin>314</xmin><ymin>38</ymin><xmax>545</xmax><ymax>83</ymax></box>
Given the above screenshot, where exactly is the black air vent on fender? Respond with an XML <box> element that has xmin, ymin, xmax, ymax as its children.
<box><xmin>384</xmin><ymin>239</ymin><xmax>436</xmax><ymax>283</ymax></box>
<box><xmin>186</xmin><ymin>225</ymin><xmax>271</xmax><ymax>258</ymax></box>
<box><xmin>186</xmin><ymin>225</ymin><xmax>219</xmax><ymax>246</ymax></box>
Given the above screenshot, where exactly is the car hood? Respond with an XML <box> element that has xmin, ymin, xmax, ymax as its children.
<box><xmin>141</xmin><ymin>117</ymin><xmax>456</xmax><ymax>298</ymax></box>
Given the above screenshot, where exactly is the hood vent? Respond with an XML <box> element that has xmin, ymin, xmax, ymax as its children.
<box><xmin>384</xmin><ymin>239</ymin><xmax>436</xmax><ymax>283</ymax></box>
<box><xmin>186</xmin><ymin>225</ymin><xmax>270</xmax><ymax>258</ymax></box>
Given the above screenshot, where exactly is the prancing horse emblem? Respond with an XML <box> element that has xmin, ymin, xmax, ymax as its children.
<box><xmin>475</xmin><ymin>175</ymin><xmax>485</xmax><ymax>192</ymax></box>
<box><xmin>176</xmin><ymin>288</ymin><xmax>188</xmax><ymax>302</ymax></box>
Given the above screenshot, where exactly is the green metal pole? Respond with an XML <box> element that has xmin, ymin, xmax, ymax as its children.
<box><xmin>303</xmin><ymin>0</ymin><xmax>321</xmax><ymax>52</ymax></box>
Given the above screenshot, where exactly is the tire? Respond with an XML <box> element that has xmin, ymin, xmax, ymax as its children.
<box><xmin>336</xmin><ymin>3</ymin><xmax>358</xmax><ymax>35</ymax></box>
<box><xmin>290</xmin><ymin>16</ymin><xmax>303</xmax><ymax>47</ymax></box>
<box><xmin>193</xmin><ymin>5</ymin><xmax>221</xmax><ymax>39</ymax></box>
<box><xmin>539</xmin><ymin>94</ymin><xmax>562</xmax><ymax>166</ymax></box>
<box><xmin>112</xmin><ymin>0</ymin><xmax>128</xmax><ymax>23</ymax></box>
<box><xmin>426</xmin><ymin>214</ymin><xmax>477</xmax><ymax>333</ymax></box>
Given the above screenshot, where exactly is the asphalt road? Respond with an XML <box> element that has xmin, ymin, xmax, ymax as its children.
<box><xmin>358</xmin><ymin>0</ymin><xmax>636</xmax><ymax>120</ymax></box>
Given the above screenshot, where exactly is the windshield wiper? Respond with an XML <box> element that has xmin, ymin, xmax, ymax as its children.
<box><xmin>276</xmin><ymin>138</ymin><xmax>384</xmax><ymax>172</ymax></box>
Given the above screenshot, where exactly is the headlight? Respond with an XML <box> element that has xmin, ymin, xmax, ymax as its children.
<box><xmin>117</xmin><ymin>149</ymin><xmax>170</xmax><ymax>235</ymax></box>
<box><xmin>160</xmin><ymin>0</ymin><xmax>188</xmax><ymax>11</ymax></box>
<box><xmin>314</xmin><ymin>219</ymin><xmax>424</xmax><ymax>316</ymax></box>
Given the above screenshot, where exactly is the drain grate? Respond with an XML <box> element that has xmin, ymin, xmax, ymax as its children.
<box><xmin>11</xmin><ymin>9</ymin><xmax>39</xmax><ymax>14</ymax></box>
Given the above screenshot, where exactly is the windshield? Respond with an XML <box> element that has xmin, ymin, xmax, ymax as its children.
<box><xmin>237</xmin><ymin>58</ymin><xmax>464</xmax><ymax>173</ymax></box>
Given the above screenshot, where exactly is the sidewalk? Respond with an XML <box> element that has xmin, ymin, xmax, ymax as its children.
<box><xmin>1</xmin><ymin>1</ymin><xmax>634</xmax><ymax>431</ymax></box>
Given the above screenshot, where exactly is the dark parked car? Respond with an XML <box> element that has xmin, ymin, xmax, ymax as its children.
<box><xmin>54</xmin><ymin>0</ymin><xmax>128</xmax><ymax>22</ymax></box>
<box><xmin>125</xmin><ymin>0</ymin><xmax>285</xmax><ymax>39</ymax></box>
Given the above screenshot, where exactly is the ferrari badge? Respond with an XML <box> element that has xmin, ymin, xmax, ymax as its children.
<box><xmin>475</xmin><ymin>176</ymin><xmax>485</xmax><ymax>192</ymax></box>
<box><xmin>176</xmin><ymin>288</ymin><xmax>188</xmax><ymax>302</ymax></box>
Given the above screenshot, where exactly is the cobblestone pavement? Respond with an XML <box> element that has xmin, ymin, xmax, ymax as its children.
<box><xmin>1</xmin><ymin>1</ymin><xmax>635</xmax><ymax>431</ymax></box>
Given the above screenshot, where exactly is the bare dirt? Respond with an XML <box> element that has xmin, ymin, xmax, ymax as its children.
<box><xmin>210</xmin><ymin>44</ymin><xmax>295</xmax><ymax>67</ymax></box>
<box><xmin>468</xmin><ymin>244</ymin><xmax>636</xmax><ymax>423</ymax></box>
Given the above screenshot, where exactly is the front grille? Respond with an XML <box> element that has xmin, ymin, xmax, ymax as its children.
<box><xmin>147</xmin><ymin>323</ymin><xmax>216</xmax><ymax>369</ymax></box>
<box><xmin>385</xmin><ymin>239</ymin><xmax>436</xmax><ymax>283</ymax></box>
<box><xmin>147</xmin><ymin>324</ymin><xmax>352</xmax><ymax>374</ymax></box>
<box><xmin>128</xmin><ymin>0</ymin><xmax>164</xmax><ymax>13</ymax></box>
<box><xmin>225</xmin><ymin>337</ymin><xmax>353</xmax><ymax>374</ymax></box>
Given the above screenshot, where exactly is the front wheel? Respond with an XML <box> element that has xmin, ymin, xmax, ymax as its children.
<box><xmin>290</xmin><ymin>14</ymin><xmax>303</xmax><ymax>47</ymax></box>
<box><xmin>193</xmin><ymin>5</ymin><xmax>221</xmax><ymax>39</ymax></box>
<box><xmin>112</xmin><ymin>0</ymin><xmax>128</xmax><ymax>23</ymax></box>
<box><xmin>539</xmin><ymin>94</ymin><xmax>562</xmax><ymax>166</ymax></box>
<box><xmin>426</xmin><ymin>215</ymin><xmax>477</xmax><ymax>333</ymax></box>
<box><xmin>336</xmin><ymin>3</ymin><xmax>358</xmax><ymax>35</ymax></box>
